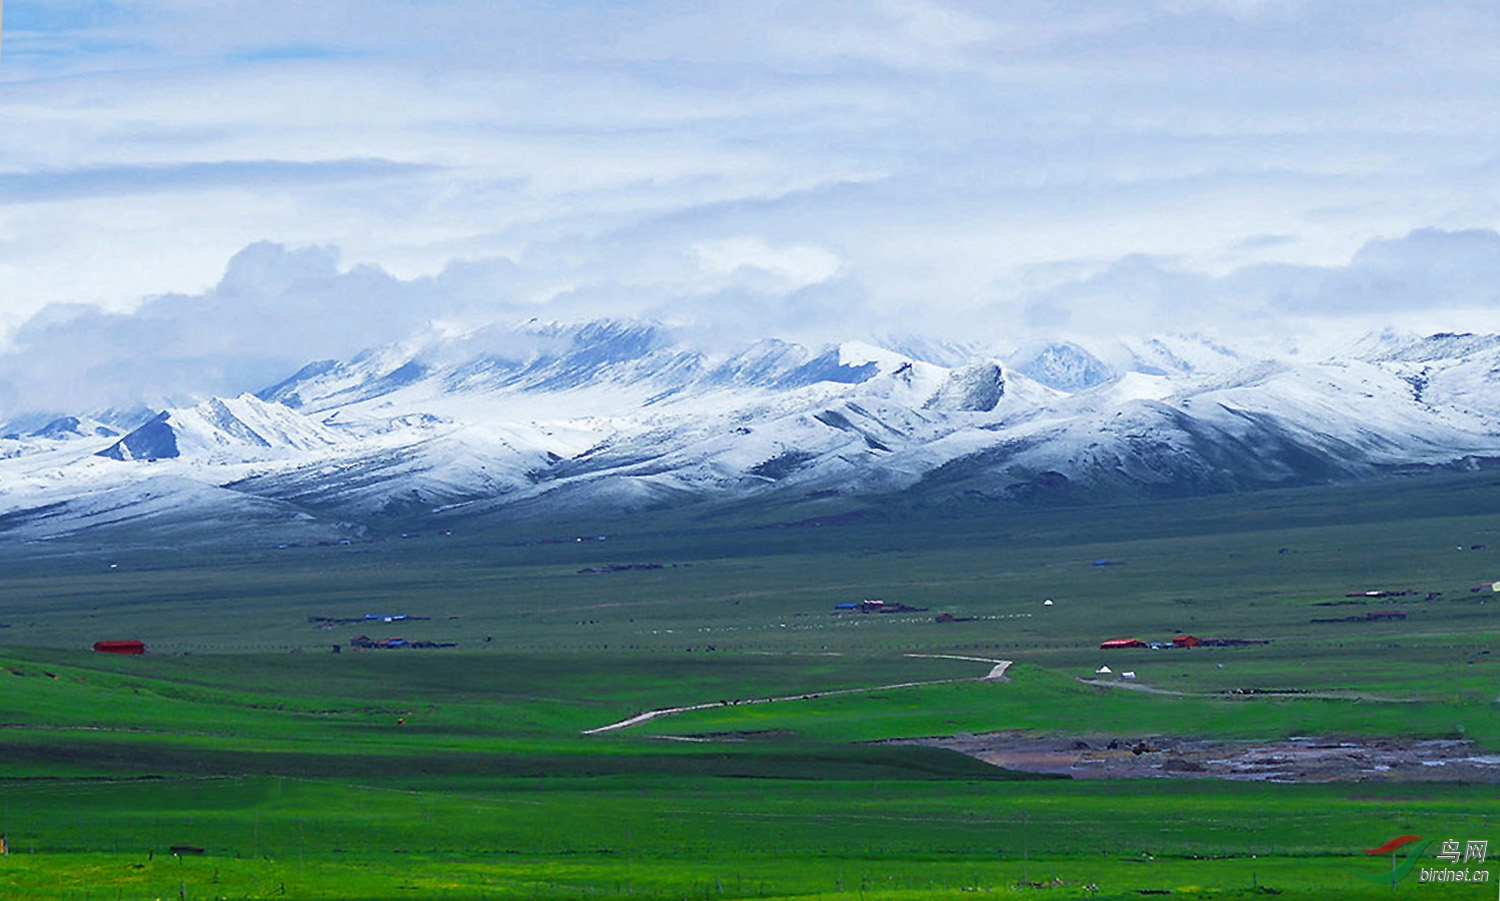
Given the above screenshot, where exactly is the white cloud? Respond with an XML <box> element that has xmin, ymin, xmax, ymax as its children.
<box><xmin>1001</xmin><ymin>228</ymin><xmax>1500</xmax><ymax>348</ymax></box>
<box><xmin>7</xmin><ymin>226</ymin><xmax>1500</xmax><ymax>419</ymax></box>
<box><xmin>1</xmin><ymin>1</ymin><xmax>1500</xmax><ymax>410</ymax></box>
<box><xmin>0</xmin><ymin>242</ymin><xmax>450</xmax><ymax>414</ymax></box>
<box><xmin>691</xmin><ymin>238</ymin><xmax>843</xmax><ymax>290</ymax></box>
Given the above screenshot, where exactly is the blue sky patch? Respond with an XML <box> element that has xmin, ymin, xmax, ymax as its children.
<box><xmin>7</xmin><ymin>1</ymin><xmax>134</xmax><ymax>33</ymax></box>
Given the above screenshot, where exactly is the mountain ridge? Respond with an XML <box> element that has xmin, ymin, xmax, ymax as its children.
<box><xmin>5</xmin><ymin>321</ymin><xmax>1500</xmax><ymax>543</ymax></box>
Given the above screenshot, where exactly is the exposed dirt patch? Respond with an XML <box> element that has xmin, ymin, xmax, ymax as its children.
<box><xmin>901</xmin><ymin>732</ymin><xmax>1500</xmax><ymax>782</ymax></box>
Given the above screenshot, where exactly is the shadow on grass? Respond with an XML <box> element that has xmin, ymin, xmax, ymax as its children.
<box><xmin>0</xmin><ymin>738</ymin><xmax>1063</xmax><ymax>782</ymax></box>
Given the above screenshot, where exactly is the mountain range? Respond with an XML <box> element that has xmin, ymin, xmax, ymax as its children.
<box><xmin>4</xmin><ymin>321</ymin><xmax>1500</xmax><ymax>545</ymax></box>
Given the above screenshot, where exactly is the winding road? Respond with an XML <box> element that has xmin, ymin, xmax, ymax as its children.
<box><xmin>582</xmin><ymin>656</ymin><xmax>1011</xmax><ymax>736</ymax></box>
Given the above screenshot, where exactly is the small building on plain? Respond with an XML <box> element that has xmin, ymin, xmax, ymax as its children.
<box><xmin>92</xmin><ymin>640</ymin><xmax>145</xmax><ymax>655</ymax></box>
<box><xmin>1100</xmin><ymin>638</ymin><xmax>1147</xmax><ymax>650</ymax></box>
<box><xmin>1172</xmin><ymin>635</ymin><xmax>1200</xmax><ymax>648</ymax></box>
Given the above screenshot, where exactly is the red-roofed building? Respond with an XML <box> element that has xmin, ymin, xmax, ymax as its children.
<box><xmin>92</xmin><ymin>640</ymin><xmax>145</xmax><ymax>655</ymax></box>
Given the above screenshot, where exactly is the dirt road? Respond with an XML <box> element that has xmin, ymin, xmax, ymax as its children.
<box><xmin>582</xmin><ymin>658</ymin><xmax>1012</xmax><ymax>736</ymax></box>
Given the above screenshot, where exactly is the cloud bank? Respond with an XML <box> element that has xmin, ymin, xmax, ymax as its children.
<box><xmin>1</xmin><ymin>3</ymin><xmax>1500</xmax><ymax>412</ymax></box>
<box><xmin>8</xmin><ymin>226</ymin><xmax>1500</xmax><ymax>417</ymax></box>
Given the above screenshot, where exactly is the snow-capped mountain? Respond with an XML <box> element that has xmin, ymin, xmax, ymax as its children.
<box><xmin>95</xmin><ymin>395</ymin><xmax>340</xmax><ymax>462</ymax></box>
<box><xmin>1012</xmin><ymin>342</ymin><xmax>1114</xmax><ymax>391</ymax></box>
<box><xmin>5</xmin><ymin>320</ymin><xmax>1500</xmax><ymax>543</ymax></box>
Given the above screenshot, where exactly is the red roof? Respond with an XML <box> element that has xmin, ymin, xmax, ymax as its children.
<box><xmin>93</xmin><ymin>640</ymin><xmax>145</xmax><ymax>654</ymax></box>
<box><xmin>1100</xmin><ymin>638</ymin><xmax>1147</xmax><ymax>649</ymax></box>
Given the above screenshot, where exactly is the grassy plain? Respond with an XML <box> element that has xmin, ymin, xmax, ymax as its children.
<box><xmin>0</xmin><ymin>471</ymin><xmax>1498</xmax><ymax>898</ymax></box>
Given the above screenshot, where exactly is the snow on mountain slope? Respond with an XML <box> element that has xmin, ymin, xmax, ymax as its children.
<box><xmin>1012</xmin><ymin>342</ymin><xmax>1114</xmax><ymax>391</ymax></box>
<box><xmin>6</xmin><ymin>322</ymin><xmax>1500</xmax><ymax>542</ymax></box>
<box><xmin>0</xmin><ymin>474</ymin><xmax>344</xmax><ymax>544</ymax></box>
<box><xmin>1120</xmin><ymin>334</ymin><xmax>1243</xmax><ymax>377</ymax></box>
<box><xmin>96</xmin><ymin>395</ymin><xmax>341</xmax><ymax>462</ymax></box>
<box><xmin>1344</xmin><ymin>331</ymin><xmax>1500</xmax><ymax>433</ymax></box>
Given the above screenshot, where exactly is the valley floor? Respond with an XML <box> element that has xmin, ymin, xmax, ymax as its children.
<box><xmin>1</xmin><ymin>473</ymin><xmax>1498</xmax><ymax>898</ymax></box>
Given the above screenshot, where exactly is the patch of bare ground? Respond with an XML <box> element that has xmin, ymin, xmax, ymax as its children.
<box><xmin>1075</xmin><ymin>678</ymin><xmax>1418</xmax><ymax>703</ymax></box>
<box><xmin>898</xmin><ymin>733</ymin><xmax>1500</xmax><ymax>783</ymax></box>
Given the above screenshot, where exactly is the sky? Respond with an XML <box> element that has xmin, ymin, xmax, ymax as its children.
<box><xmin>3</xmin><ymin>1</ymin><xmax>1500</xmax><ymax>414</ymax></box>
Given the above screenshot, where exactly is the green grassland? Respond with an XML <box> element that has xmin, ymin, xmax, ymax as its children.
<box><xmin>0</xmin><ymin>472</ymin><xmax>1498</xmax><ymax>898</ymax></box>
